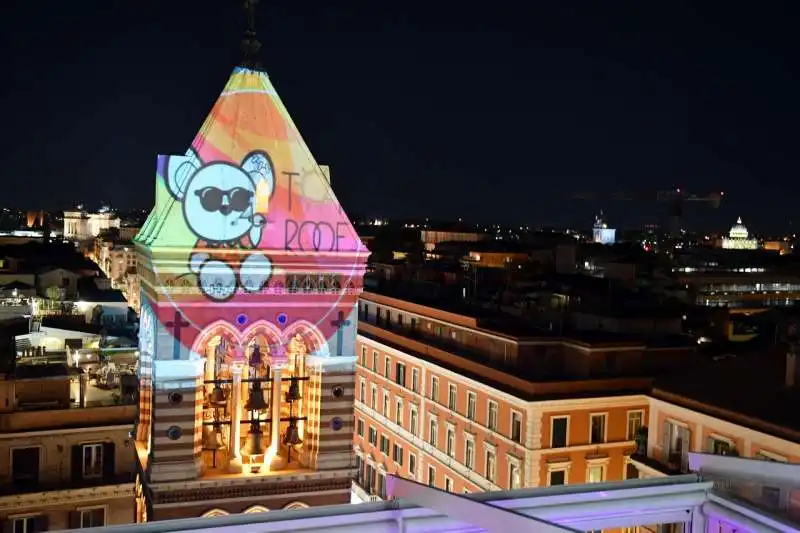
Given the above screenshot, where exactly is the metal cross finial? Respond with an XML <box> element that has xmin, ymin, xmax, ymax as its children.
<box><xmin>240</xmin><ymin>0</ymin><xmax>263</xmax><ymax>69</ymax></box>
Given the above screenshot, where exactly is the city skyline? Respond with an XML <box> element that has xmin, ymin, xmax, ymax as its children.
<box><xmin>1</xmin><ymin>1</ymin><xmax>798</xmax><ymax>231</ymax></box>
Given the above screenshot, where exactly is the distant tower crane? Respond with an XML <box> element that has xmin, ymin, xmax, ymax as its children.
<box><xmin>571</xmin><ymin>188</ymin><xmax>725</xmax><ymax>236</ymax></box>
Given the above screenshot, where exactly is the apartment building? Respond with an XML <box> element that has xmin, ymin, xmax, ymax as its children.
<box><xmin>0</xmin><ymin>360</ymin><xmax>137</xmax><ymax>531</ymax></box>
<box><xmin>352</xmin><ymin>289</ymin><xmax>691</xmax><ymax>500</ymax></box>
<box><xmin>631</xmin><ymin>352</ymin><xmax>800</xmax><ymax>481</ymax></box>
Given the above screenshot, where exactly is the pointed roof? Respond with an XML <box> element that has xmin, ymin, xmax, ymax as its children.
<box><xmin>136</xmin><ymin>67</ymin><xmax>366</xmax><ymax>259</ymax></box>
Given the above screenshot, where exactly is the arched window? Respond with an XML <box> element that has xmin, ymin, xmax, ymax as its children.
<box><xmin>283</xmin><ymin>501</ymin><xmax>309</xmax><ymax>510</ymax></box>
<box><xmin>201</xmin><ymin>509</ymin><xmax>229</xmax><ymax>518</ymax></box>
<box><xmin>244</xmin><ymin>505</ymin><xmax>269</xmax><ymax>513</ymax></box>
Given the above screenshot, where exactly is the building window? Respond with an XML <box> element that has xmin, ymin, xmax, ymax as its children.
<box><xmin>487</xmin><ymin>401</ymin><xmax>498</xmax><ymax>431</ymax></box>
<box><xmin>384</xmin><ymin>357</ymin><xmax>391</xmax><ymax>379</ymax></box>
<box><xmin>395</xmin><ymin>399</ymin><xmax>403</xmax><ymax>426</ymax></box>
<box><xmin>359</xmin><ymin>380</ymin><xmax>366</xmax><ymax>403</ymax></box>
<box><xmin>587</xmin><ymin>463</ymin><xmax>605</xmax><ymax>483</ymax></box>
<box><xmin>590</xmin><ymin>413</ymin><xmax>607</xmax><ymax>444</ymax></box>
<box><xmin>380</xmin><ymin>435</ymin><xmax>390</xmax><ymax>454</ymax></box>
<box><xmin>510</xmin><ymin>411</ymin><xmax>522</xmax><ymax>443</ymax></box>
<box><xmin>392</xmin><ymin>444</ymin><xmax>404</xmax><ymax>465</ymax></box>
<box><xmin>371</xmin><ymin>385</ymin><xmax>377</xmax><ymax>410</ymax></box>
<box><xmin>464</xmin><ymin>437</ymin><xmax>475</xmax><ymax>469</ymax></box>
<box><xmin>372</xmin><ymin>351</ymin><xmax>378</xmax><ymax>371</ymax></box>
<box><xmin>707</xmin><ymin>436</ymin><xmax>734</xmax><ymax>456</ymax></box>
<box><xmin>551</xmin><ymin>416</ymin><xmax>568</xmax><ymax>448</ymax></box>
<box><xmin>444</xmin><ymin>476</ymin><xmax>454</xmax><ymax>492</ymax></box>
<box><xmin>429</xmin><ymin>419</ymin><xmax>439</xmax><ymax>446</ymax></box>
<box><xmin>446</xmin><ymin>426</ymin><xmax>455</xmax><ymax>457</ymax></box>
<box><xmin>485</xmin><ymin>448</ymin><xmax>496</xmax><ymax>483</ymax></box>
<box><xmin>82</xmin><ymin>443</ymin><xmax>104</xmax><ymax>479</ymax></box>
<box><xmin>11</xmin><ymin>447</ymin><xmax>40</xmax><ymax>488</ymax></box>
<box><xmin>357</xmin><ymin>419</ymin><xmax>364</xmax><ymax>437</ymax></box>
<box><xmin>383</xmin><ymin>392</ymin><xmax>390</xmax><ymax>417</ymax></box>
<box><xmin>448</xmin><ymin>384</ymin><xmax>457</xmax><ymax>410</ymax></box>
<box><xmin>360</xmin><ymin>346</ymin><xmax>367</xmax><ymax>367</ymax></box>
<box><xmin>411</xmin><ymin>368</ymin><xmax>419</xmax><ymax>393</ymax></box>
<box><xmin>430</xmin><ymin>376</ymin><xmax>439</xmax><ymax>402</ymax></box>
<box><xmin>428</xmin><ymin>466</ymin><xmax>436</xmax><ymax>487</ymax></box>
<box><xmin>395</xmin><ymin>363</ymin><xmax>406</xmax><ymax>387</ymax></box>
<box><xmin>508</xmin><ymin>461</ymin><xmax>521</xmax><ymax>489</ymax></box>
<box><xmin>466</xmin><ymin>392</ymin><xmax>476</xmax><ymax>420</ymax></box>
<box><xmin>755</xmin><ymin>450</ymin><xmax>788</xmax><ymax>462</ymax></box>
<box><xmin>80</xmin><ymin>507</ymin><xmax>106</xmax><ymax>528</ymax></box>
<box><xmin>12</xmin><ymin>516</ymin><xmax>46</xmax><ymax>533</ymax></box>
<box><xmin>408</xmin><ymin>454</ymin><xmax>416</xmax><ymax>478</ymax></box>
<box><xmin>368</xmin><ymin>427</ymin><xmax>377</xmax><ymax>446</ymax></box>
<box><xmin>626</xmin><ymin>410</ymin><xmax>644</xmax><ymax>440</ymax></box>
<box><xmin>410</xmin><ymin>407</ymin><xmax>419</xmax><ymax>437</ymax></box>
<box><xmin>548</xmin><ymin>469</ymin><xmax>567</xmax><ymax>486</ymax></box>
<box><xmin>663</xmin><ymin>421</ymin><xmax>690</xmax><ymax>472</ymax></box>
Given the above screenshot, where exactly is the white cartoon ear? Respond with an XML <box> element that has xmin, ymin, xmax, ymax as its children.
<box><xmin>166</xmin><ymin>149</ymin><xmax>202</xmax><ymax>200</ymax></box>
<box><xmin>241</xmin><ymin>150</ymin><xmax>275</xmax><ymax>198</ymax></box>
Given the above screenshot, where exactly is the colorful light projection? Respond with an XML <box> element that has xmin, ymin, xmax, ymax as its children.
<box><xmin>135</xmin><ymin>66</ymin><xmax>369</xmax><ymax>360</ymax></box>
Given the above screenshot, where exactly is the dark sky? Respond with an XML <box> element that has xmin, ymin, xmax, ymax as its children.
<box><xmin>1</xmin><ymin>1</ymin><xmax>798</xmax><ymax>233</ymax></box>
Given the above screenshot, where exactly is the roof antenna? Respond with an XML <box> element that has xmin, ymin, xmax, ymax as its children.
<box><xmin>240</xmin><ymin>0</ymin><xmax>262</xmax><ymax>69</ymax></box>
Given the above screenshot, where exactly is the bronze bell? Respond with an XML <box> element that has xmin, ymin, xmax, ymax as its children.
<box><xmin>208</xmin><ymin>386</ymin><xmax>227</xmax><ymax>407</ymax></box>
<box><xmin>286</xmin><ymin>377</ymin><xmax>302</xmax><ymax>402</ymax></box>
<box><xmin>203</xmin><ymin>424</ymin><xmax>224</xmax><ymax>450</ymax></box>
<box><xmin>242</xmin><ymin>421</ymin><xmax>266</xmax><ymax>456</ymax></box>
<box><xmin>245</xmin><ymin>380</ymin><xmax>268</xmax><ymax>411</ymax></box>
<box><xmin>282</xmin><ymin>418</ymin><xmax>302</xmax><ymax>446</ymax></box>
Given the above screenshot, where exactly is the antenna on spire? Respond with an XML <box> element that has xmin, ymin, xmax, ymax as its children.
<box><xmin>240</xmin><ymin>0</ymin><xmax>262</xmax><ymax>69</ymax></box>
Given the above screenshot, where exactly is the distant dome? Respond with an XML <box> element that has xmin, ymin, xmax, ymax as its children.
<box><xmin>729</xmin><ymin>217</ymin><xmax>749</xmax><ymax>239</ymax></box>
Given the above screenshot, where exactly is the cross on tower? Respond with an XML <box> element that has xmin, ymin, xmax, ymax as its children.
<box><xmin>330</xmin><ymin>310</ymin><xmax>351</xmax><ymax>357</ymax></box>
<box><xmin>165</xmin><ymin>310</ymin><xmax>191</xmax><ymax>360</ymax></box>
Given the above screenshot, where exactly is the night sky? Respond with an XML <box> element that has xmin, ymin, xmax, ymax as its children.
<box><xmin>1</xmin><ymin>1</ymin><xmax>798</xmax><ymax>232</ymax></box>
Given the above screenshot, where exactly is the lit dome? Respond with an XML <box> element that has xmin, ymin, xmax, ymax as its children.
<box><xmin>728</xmin><ymin>217</ymin><xmax>749</xmax><ymax>239</ymax></box>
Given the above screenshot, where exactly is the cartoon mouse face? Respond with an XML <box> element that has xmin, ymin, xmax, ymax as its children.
<box><xmin>166</xmin><ymin>150</ymin><xmax>274</xmax><ymax>246</ymax></box>
<box><xmin>184</xmin><ymin>163</ymin><xmax>256</xmax><ymax>242</ymax></box>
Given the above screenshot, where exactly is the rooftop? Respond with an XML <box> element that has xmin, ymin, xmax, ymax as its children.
<box><xmin>652</xmin><ymin>349</ymin><xmax>800</xmax><ymax>440</ymax></box>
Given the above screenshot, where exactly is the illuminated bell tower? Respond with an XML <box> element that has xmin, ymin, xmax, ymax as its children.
<box><xmin>132</xmin><ymin>0</ymin><xmax>368</xmax><ymax>520</ymax></box>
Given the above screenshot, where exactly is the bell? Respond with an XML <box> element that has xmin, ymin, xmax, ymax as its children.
<box><xmin>286</xmin><ymin>377</ymin><xmax>302</xmax><ymax>402</ymax></box>
<box><xmin>242</xmin><ymin>421</ymin><xmax>266</xmax><ymax>456</ymax></box>
<box><xmin>203</xmin><ymin>424</ymin><xmax>224</xmax><ymax>450</ymax></box>
<box><xmin>245</xmin><ymin>380</ymin><xmax>268</xmax><ymax>411</ymax></box>
<box><xmin>282</xmin><ymin>419</ymin><xmax>302</xmax><ymax>446</ymax></box>
<box><xmin>207</xmin><ymin>386</ymin><xmax>227</xmax><ymax>407</ymax></box>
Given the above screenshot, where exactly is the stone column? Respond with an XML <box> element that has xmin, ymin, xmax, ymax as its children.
<box><xmin>269</xmin><ymin>366</ymin><xmax>287</xmax><ymax>470</ymax></box>
<box><xmin>228</xmin><ymin>365</ymin><xmax>243</xmax><ymax>473</ymax></box>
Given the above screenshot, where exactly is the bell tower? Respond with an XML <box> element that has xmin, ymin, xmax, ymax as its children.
<box><xmin>132</xmin><ymin>0</ymin><xmax>368</xmax><ymax>521</ymax></box>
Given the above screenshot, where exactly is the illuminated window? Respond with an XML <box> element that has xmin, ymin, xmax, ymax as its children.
<box><xmin>430</xmin><ymin>376</ymin><xmax>439</xmax><ymax>402</ymax></box>
<box><xmin>587</xmin><ymin>464</ymin><xmax>605</xmax><ymax>483</ymax></box>
<box><xmin>372</xmin><ymin>351</ymin><xmax>378</xmax><ymax>371</ymax></box>
<box><xmin>411</xmin><ymin>368</ymin><xmax>419</xmax><ymax>392</ymax></box>
<box><xmin>444</xmin><ymin>476</ymin><xmax>454</xmax><ymax>492</ymax></box>
<box><xmin>392</xmin><ymin>444</ymin><xmax>403</xmax><ymax>465</ymax></box>
<box><xmin>508</xmin><ymin>460</ymin><xmax>521</xmax><ymax>489</ymax></box>
<box><xmin>360</xmin><ymin>346</ymin><xmax>367</xmax><ymax>366</ymax></box>
<box><xmin>384</xmin><ymin>357</ymin><xmax>391</xmax><ymax>379</ymax></box>
<box><xmin>448</xmin><ymin>384</ymin><xmax>457</xmax><ymax>410</ymax></box>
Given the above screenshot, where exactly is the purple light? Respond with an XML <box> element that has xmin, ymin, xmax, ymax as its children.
<box><xmin>236</xmin><ymin>313</ymin><xmax>248</xmax><ymax>325</ymax></box>
<box><xmin>277</xmin><ymin>312</ymin><xmax>288</xmax><ymax>325</ymax></box>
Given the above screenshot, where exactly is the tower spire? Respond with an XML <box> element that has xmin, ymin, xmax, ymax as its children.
<box><xmin>241</xmin><ymin>0</ymin><xmax>262</xmax><ymax>69</ymax></box>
